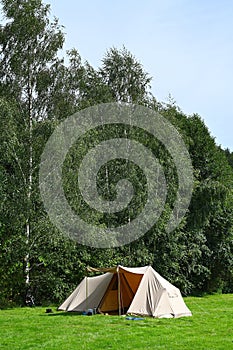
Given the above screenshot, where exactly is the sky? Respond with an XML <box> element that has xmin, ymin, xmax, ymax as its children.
<box><xmin>17</xmin><ymin>1</ymin><xmax>233</xmax><ymax>149</ymax></box>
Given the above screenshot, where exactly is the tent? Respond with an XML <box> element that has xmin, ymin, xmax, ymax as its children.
<box><xmin>58</xmin><ymin>265</ymin><xmax>192</xmax><ymax>318</ymax></box>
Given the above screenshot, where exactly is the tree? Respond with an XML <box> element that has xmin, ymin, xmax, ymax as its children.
<box><xmin>181</xmin><ymin>113</ymin><xmax>233</xmax><ymax>292</ymax></box>
<box><xmin>0</xmin><ymin>0</ymin><xmax>64</xmax><ymax>288</ymax></box>
<box><xmin>224</xmin><ymin>148</ymin><xmax>233</xmax><ymax>169</ymax></box>
<box><xmin>0</xmin><ymin>98</ymin><xmax>26</xmax><ymax>305</ymax></box>
<box><xmin>100</xmin><ymin>46</ymin><xmax>152</xmax><ymax>104</ymax></box>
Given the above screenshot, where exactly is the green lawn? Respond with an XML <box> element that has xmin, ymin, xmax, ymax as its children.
<box><xmin>0</xmin><ymin>294</ymin><xmax>232</xmax><ymax>349</ymax></box>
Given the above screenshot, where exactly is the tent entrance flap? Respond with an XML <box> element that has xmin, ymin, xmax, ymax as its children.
<box><xmin>99</xmin><ymin>272</ymin><xmax>142</xmax><ymax>314</ymax></box>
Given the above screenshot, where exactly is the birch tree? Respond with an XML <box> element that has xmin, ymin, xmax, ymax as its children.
<box><xmin>0</xmin><ymin>0</ymin><xmax>64</xmax><ymax>287</ymax></box>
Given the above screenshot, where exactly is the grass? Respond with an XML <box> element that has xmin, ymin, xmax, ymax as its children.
<box><xmin>0</xmin><ymin>294</ymin><xmax>233</xmax><ymax>349</ymax></box>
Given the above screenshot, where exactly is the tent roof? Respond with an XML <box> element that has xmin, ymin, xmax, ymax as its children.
<box><xmin>87</xmin><ymin>265</ymin><xmax>150</xmax><ymax>274</ymax></box>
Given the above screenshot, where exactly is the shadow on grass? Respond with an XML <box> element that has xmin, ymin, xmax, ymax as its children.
<box><xmin>41</xmin><ymin>310</ymin><xmax>84</xmax><ymax>317</ymax></box>
<box><xmin>41</xmin><ymin>311</ymin><xmax>99</xmax><ymax>317</ymax></box>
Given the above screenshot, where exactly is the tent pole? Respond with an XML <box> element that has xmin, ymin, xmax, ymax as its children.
<box><xmin>86</xmin><ymin>277</ymin><xmax>88</xmax><ymax>311</ymax></box>
<box><xmin>117</xmin><ymin>266</ymin><xmax>121</xmax><ymax>316</ymax></box>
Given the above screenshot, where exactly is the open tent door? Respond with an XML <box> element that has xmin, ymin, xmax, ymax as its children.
<box><xmin>99</xmin><ymin>268</ymin><xmax>143</xmax><ymax>314</ymax></box>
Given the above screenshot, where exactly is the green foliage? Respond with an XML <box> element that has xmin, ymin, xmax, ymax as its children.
<box><xmin>224</xmin><ymin>148</ymin><xmax>233</xmax><ymax>169</ymax></box>
<box><xmin>100</xmin><ymin>46</ymin><xmax>152</xmax><ymax>104</ymax></box>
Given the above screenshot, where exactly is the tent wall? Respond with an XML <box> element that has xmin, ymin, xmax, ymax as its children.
<box><xmin>127</xmin><ymin>267</ymin><xmax>192</xmax><ymax>318</ymax></box>
<box><xmin>58</xmin><ymin>273</ymin><xmax>112</xmax><ymax>312</ymax></box>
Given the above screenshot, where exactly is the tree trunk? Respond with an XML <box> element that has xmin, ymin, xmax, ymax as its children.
<box><xmin>25</xmin><ymin>55</ymin><xmax>33</xmax><ymax>287</ymax></box>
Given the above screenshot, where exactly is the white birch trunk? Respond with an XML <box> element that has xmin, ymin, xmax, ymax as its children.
<box><xmin>25</xmin><ymin>56</ymin><xmax>33</xmax><ymax>287</ymax></box>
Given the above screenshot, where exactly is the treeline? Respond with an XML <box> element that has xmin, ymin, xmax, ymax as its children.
<box><xmin>1</xmin><ymin>0</ymin><xmax>233</xmax><ymax>307</ymax></box>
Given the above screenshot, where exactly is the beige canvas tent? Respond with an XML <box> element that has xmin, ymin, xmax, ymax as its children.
<box><xmin>58</xmin><ymin>265</ymin><xmax>192</xmax><ymax>318</ymax></box>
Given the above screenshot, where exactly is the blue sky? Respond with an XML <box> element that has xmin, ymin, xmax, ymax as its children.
<box><xmin>38</xmin><ymin>1</ymin><xmax>233</xmax><ymax>150</ymax></box>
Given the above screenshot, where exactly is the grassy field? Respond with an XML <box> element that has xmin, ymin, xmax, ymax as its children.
<box><xmin>0</xmin><ymin>294</ymin><xmax>232</xmax><ymax>349</ymax></box>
